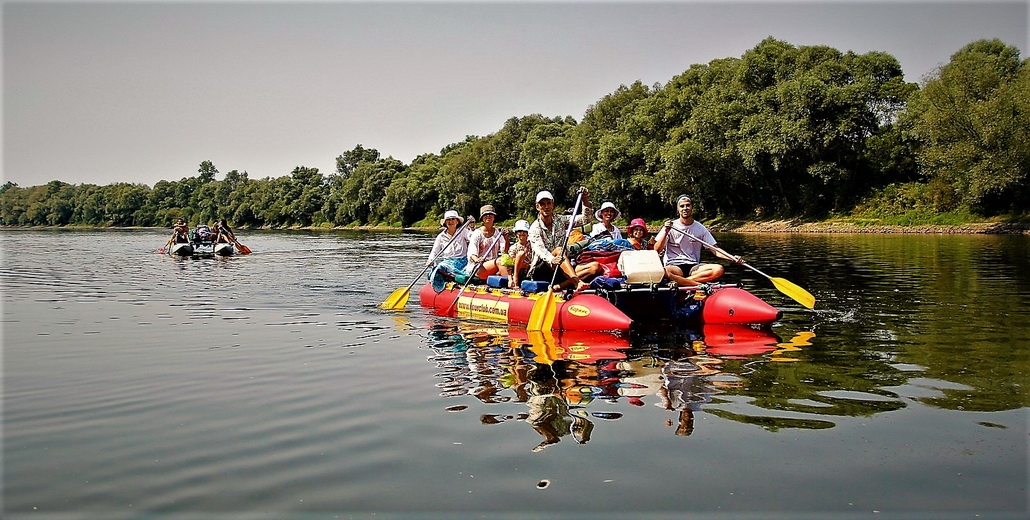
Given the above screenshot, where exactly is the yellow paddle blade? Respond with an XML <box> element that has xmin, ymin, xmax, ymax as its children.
<box><xmin>380</xmin><ymin>286</ymin><xmax>411</xmax><ymax>310</ymax></box>
<box><xmin>770</xmin><ymin>277</ymin><xmax>815</xmax><ymax>309</ymax></box>
<box><xmin>527</xmin><ymin>290</ymin><xmax>557</xmax><ymax>332</ymax></box>
<box><xmin>526</xmin><ymin>330</ymin><xmax>560</xmax><ymax>365</ymax></box>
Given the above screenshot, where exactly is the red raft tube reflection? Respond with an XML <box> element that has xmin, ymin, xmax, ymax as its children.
<box><xmin>419</xmin><ymin>283</ymin><xmax>633</xmax><ymax>333</ymax></box>
<box><xmin>700</xmin><ymin>324</ymin><xmax>782</xmax><ymax>358</ymax></box>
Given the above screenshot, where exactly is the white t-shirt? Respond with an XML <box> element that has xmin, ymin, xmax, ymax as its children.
<box><xmin>590</xmin><ymin>222</ymin><xmax>623</xmax><ymax>240</ymax></box>
<box><xmin>428</xmin><ymin>228</ymin><xmax>471</xmax><ymax>263</ymax></box>
<box><xmin>467</xmin><ymin>227</ymin><xmax>507</xmax><ymax>263</ymax></box>
<box><xmin>663</xmin><ymin>220</ymin><xmax>715</xmax><ymax>266</ymax></box>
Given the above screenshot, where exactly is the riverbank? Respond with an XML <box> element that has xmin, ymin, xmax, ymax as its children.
<box><xmin>705</xmin><ymin>219</ymin><xmax>1030</xmax><ymax>234</ymax></box>
<box><xmin>5</xmin><ymin>219</ymin><xmax>1029</xmax><ymax>234</ymax></box>
<box><xmin>384</xmin><ymin>218</ymin><xmax>1030</xmax><ymax>235</ymax></box>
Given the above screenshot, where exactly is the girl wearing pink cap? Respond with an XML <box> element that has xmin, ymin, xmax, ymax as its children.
<box><xmin>626</xmin><ymin>218</ymin><xmax>655</xmax><ymax>251</ymax></box>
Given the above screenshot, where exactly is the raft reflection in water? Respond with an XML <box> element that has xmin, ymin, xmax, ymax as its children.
<box><xmin>424</xmin><ymin>321</ymin><xmax>811</xmax><ymax>451</ymax></box>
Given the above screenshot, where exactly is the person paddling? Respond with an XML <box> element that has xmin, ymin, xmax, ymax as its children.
<box><xmin>527</xmin><ymin>189</ymin><xmax>601</xmax><ymax>291</ymax></box>
<box><xmin>652</xmin><ymin>194</ymin><xmax>742</xmax><ymax>286</ymax></box>
<box><xmin>170</xmin><ymin>218</ymin><xmax>190</xmax><ymax>244</ymax></box>
<box><xmin>427</xmin><ymin>210</ymin><xmax>473</xmax><ymax>290</ymax></box>
<box><xmin>213</xmin><ymin>219</ymin><xmax>235</xmax><ymax>244</ymax></box>
<box><xmin>466</xmin><ymin>205</ymin><xmax>509</xmax><ymax>281</ymax></box>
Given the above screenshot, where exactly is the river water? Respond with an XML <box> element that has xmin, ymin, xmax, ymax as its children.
<box><xmin>3</xmin><ymin>229</ymin><xmax>1027</xmax><ymax>519</ymax></box>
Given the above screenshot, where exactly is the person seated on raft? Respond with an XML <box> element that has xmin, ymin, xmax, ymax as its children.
<box><xmin>626</xmin><ymin>218</ymin><xmax>656</xmax><ymax>251</ymax></box>
<box><xmin>527</xmin><ymin>188</ymin><xmax>602</xmax><ymax>291</ymax></box>
<box><xmin>212</xmin><ymin>219</ymin><xmax>235</xmax><ymax>244</ymax></box>
<box><xmin>427</xmin><ymin>209</ymin><xmax>473</xmax><ymax>282</ymax></box>
<box><xmin>466</xmin><ymin>204</ymin><xmax>509</xmax><ymax>281</ymax></box>
<box><xmin>501</xmin><ymin>219</ymin><xmax>534</xmax><ymax>289</ymax></box>
<box><xmin>590</xmin><ymin>201</ymin><xmax>623</xmax><ymax>240</ymax></box>
<box><xmin>170</xmin><ymin>218</ymin><xmax>190</xmax><ymax>243</ymax></box>
<box><xmin>652</xmin><ymin>194</ymin><xmax>743</xmax><ymax>286</ymax></box>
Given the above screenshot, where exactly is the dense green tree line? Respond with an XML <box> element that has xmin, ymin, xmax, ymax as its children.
<box><xmin>3</xmin><ymin>38</ymin><xmax>1027</xmax><ymax>228</ymax></box>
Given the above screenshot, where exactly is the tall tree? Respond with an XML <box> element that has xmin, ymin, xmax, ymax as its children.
<box><xmin>906</xmin><ymin>39</ymin><xmax>1029</xmax><ymax>213</ymax></box>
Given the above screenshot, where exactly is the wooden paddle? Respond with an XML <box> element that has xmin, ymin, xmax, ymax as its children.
<box><xmin>229</xmin><ymin>235</ymin><xmax>252</xmax><ymax>255</ymax></box>
<box><xmin>216</xmin><ymin>225</ymin><xmax>251</xmax><ymax>255</ymax></box>
<box><xmin>157</xmin><ymin>237</ymin><xmax>173</xmax><ymax>254</ymax></box>
<box><xmin>676</xmin><ymin>228</ymin><xmax>816</xmax><ymax>309</ymax></box>
<box><xmin>380</xmin><ymin>218</ymin><xmax>473</xmax><ymax>310</ymax></box>
<box><xmin>445</xmin><ymin>228</ymin><xmax>508</xmax><ymax>315</ymax></box>
<box><xmin>527</xmin><ymin>190</ymin><xmax>585</xmax><ymax>332</ymax></box>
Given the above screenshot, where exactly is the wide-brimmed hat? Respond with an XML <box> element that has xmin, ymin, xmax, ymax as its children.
<box><xmin>440</xmin><ymin>209</ymin><xmax>461</xmax><ymax>226</ymax></box>
<box><xmin>595</xmin><ymin>201</ymin><xmax>621</xmax><ymax>221</ymax></box>
<box><xmin>513</xmin><ymin>219</ymin><xmax>530</xmax><ymax>233</ymax></box>
<box><xmin>480</xmin><ymin>204</ymin><xmax>496</xmax><ymax>218</ymax></box>
<box><xmin>535</xmin><ymin>190</ymin><xmax>554</xmax><ymax>203</ymax></box>
<box><xmin>627</xmin><ymin>218</ymin><xmax>648</xmax><ymax>232</ymax></box>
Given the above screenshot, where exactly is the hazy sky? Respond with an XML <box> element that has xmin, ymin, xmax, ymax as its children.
<box><xmin>3</xmin><ymin>1</ymin><xmax>1027</xmax><ymax>188</ymax></box>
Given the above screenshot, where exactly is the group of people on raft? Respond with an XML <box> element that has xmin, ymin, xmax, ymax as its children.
<box><xmin>426</xmin><ymin>188</ymin><xmax>745</xmax><ymax>293</ymax></box>
<box><xmin>169</xmin><ymin>218</ymin><xmax>238</xmax><ymax>246</ymax></box>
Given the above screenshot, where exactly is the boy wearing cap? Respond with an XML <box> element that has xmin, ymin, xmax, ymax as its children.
<box><xmin>652</xmin><ymin>195</ymin><xmax>742</xmax><ymax>286</ymax></box>
<box><xmin>503</xmin><ymin>219</ymin><xmax>533</xmax><ymax>289</ymax></box>
<box><xmin>527</xmin><ymin>188</ymin><xmax>601</xmax><ymax>291</ymax></box>
<box><xmin>466</xmin><ymin>204</ymin><xmax>509</xmax><ymax>280</ymax></box>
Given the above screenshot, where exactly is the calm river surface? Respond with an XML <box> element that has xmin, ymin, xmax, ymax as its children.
<box><xmin>3</xmin><ymin>228</ymin><xmax>1028</xmax><ymax>519</ymax></box>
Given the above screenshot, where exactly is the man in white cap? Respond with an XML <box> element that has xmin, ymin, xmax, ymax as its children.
<box><xmin>527</xmin><ymin>188</ymin><xmax>601</xmax><ymax>290</ymax></box>
<box><xmin>653</xmin><ymin>195</ymin><xmax>742</xmax><ymax>286</ymax></box>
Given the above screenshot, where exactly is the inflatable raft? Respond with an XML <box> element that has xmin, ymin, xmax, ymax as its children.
<box><xmin>167</xmin><ymin>241</ymin><xmax>234</xmax><ymax>258</ymax></box>
<box><xmin>418</xmin><ymin>280</ymin><xmax>781</xmax><ymax>334</ymax></box>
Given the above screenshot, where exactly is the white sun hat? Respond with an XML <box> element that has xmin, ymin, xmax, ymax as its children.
<box><xmin>440</xmin><ymin>209</ymin><xmax>462</xmax><ymax>226</ymax></box>
<box><xmin>594</xmin><ymin>201</ymin><xmax>621</xmax><ymax>221</ymax></box>
<box><xmin>513</xmin><ymin>219</ymin><xmax>530</xmax><ymax>232</ymax></box>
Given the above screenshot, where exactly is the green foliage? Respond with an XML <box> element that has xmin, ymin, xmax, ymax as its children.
<box><xmin>3</xmin><ymin>37</ymin><xmax>1026</xmax><ymax>229</ymax></box>
<box><xmin>905</xmin><ymin>39</ymin><xmax>1030</xmax><ymax>214</ymax></box>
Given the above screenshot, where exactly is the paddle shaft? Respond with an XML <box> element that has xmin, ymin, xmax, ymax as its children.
<box><xmin>528</xmin><ymin>190</ymin><xmax>586</xmax><ymax>332</ymax></box>
<box><xmin>670</xmin><ymin>227</ymin><xmax>815</xmax><ymax>308</ymax></box>
<box><xmin>381</xmin><ymin>218</ymin><xmax>474</xmax><ymax>309</ymax></box>
<box><xmin>547</xmin><ymin>190</ymin><xmax>586</xmax><ymax>287</ymax></box>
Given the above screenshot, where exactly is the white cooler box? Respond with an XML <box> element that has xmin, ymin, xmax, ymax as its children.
<box><xmin>617</xmin><ymin>250</ymin><xmax>666</xmax><ymax>283</ymax></box>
